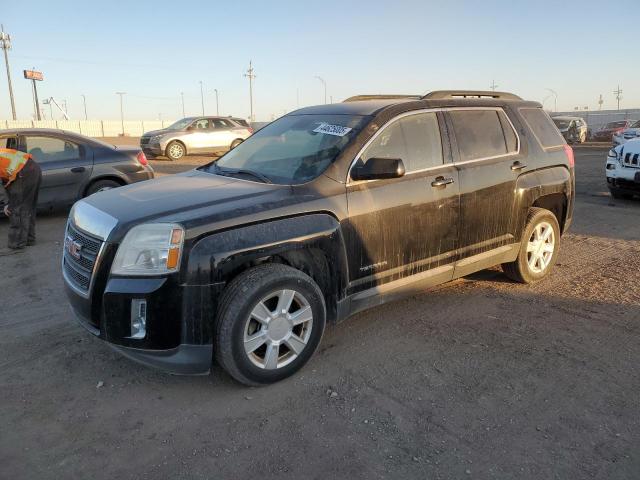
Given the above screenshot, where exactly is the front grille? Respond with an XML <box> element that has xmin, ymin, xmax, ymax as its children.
<box><xmin>63</xmin><ymin>222</ymin><xmax>104</xmax><ymax>294</ymax></box>
<box><xmin>622</xmin><ymin>152</ymin><xmax>640</xmax><ymax>168</ymax></box>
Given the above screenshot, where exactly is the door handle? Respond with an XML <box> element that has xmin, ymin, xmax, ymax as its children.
<box><xmin>431</xmin><ymin>176</ymin><xmax>454</xmax><ymax>188</ymax></box>
<box><xmin>510</xmin><ymin>161</ymin><xmax>526</xmax><ymax>171</ymax></box>
<box><xmin>70</xmin><ymin>167</ymin><xmax>85</xmax><ymax>173</ymax></box>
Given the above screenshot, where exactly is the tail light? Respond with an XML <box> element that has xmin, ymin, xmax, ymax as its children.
<box><xmin>247</xmin><ymin>127</ymin><xmax>254</xmax><ymax>134</ymax></box>
<box><xmin>136</xmin><ymin>151</ymin><xmax>148</xmax><ymax>166</ymax></box>
<box><xmin>563</xmin><ymin>144</ymin><xmax>574</xmax><ymax>168</ymax></box>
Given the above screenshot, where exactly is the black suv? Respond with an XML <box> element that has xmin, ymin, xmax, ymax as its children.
<box><xmin>62</xmin><ymin>91</ymin><xmax>575</xmax><ymax>385</ymax></box>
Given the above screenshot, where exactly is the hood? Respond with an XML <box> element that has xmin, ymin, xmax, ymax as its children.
<box><xmin>80</xmin><ymin>170</ymin><xmax>291</xmax><ymax>241</ymax></box>
<box><xmin>619</xmin><ymin>138</ymin><xmax>640</xmax><ymax>153</ymax></box>
<box><xmin>142</xmin><ymin>128</ymin><xmax>181</xmax><ymax>137</ymax></box>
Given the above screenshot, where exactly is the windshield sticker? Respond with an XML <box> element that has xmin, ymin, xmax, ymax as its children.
<box><xmin>313</xmin><ymin>123</ymin><xmax>352</xmax><ymax>137</ymax></box>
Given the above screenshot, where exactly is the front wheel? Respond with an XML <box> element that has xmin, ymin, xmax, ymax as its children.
<box><xmin>165</xmin><ymin>141</ymin><xmax>186</xmax><ymax>161</ymax></box>
<box><xmin>502</xmin><ymin>207</ymin><xmax>560</xmax><ymax>284</ymax></box>
<box><xmin>215</xmin><ymin>264</ymin><xmax>326</xmax><ymax>385</ymax></box>
<box><xmin>610</xmin><ymin>188</ymin><xmax>633</xmax><ymax>200</ymax></box>
<box><xmin>85</xmin><ymin>179</ymin><xmax>122</xmax><ymax>196</ymax></box>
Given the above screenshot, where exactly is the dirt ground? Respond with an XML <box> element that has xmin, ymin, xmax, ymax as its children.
<box><xmin>1</xmin><ymin>146</ymin><xmax>639</xmax><ymax>479</ymax></box>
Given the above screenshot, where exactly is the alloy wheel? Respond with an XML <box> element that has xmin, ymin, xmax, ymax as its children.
<box><xmin>243</xmin><ymin>289</ymin><xmax>314</xmax><ymax>369</ymax></box>
<box><xmin>526</xmin><ymin>221</ymin><xmax>555</xmax><ymax>274</ymax></box>
<box><xmin>169</xmin><ymin>143</ymin><xmax>184</xmax><ymax>159</ymax></box>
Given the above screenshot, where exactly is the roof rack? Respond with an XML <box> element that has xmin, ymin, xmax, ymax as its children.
<box><xmin>422</xmin><ymin>90</ymin><xmax>522</xmax><ymax>100</ymax></box>
<box><xmin>343</xmin><ymin>94</ymin><xmax>421</xmax><ymax>103</ymax></box>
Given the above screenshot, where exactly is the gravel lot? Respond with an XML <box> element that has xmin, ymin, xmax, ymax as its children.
<box><xmin>1</xmin><ymin>146</ymin><xmax>639</xmax><ymax>479</ymax></box>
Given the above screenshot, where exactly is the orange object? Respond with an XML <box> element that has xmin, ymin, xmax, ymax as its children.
<box><xmin>0</xmin><ymin>148</ymin><xmax>31</xmax><ymax>186</ymax></box>
<box><xmin>166</xmin><ymin>247</ymin><xmax>180</xmax><ymax>269</ymax></box>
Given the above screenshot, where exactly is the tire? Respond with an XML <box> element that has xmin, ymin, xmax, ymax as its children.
<box><xmin>502</xmin><ymin>207</ymin><xmax>560</xmax><ymax>284</ymax></box>
<box><xmin>230</xmin><ymin>138</ymin><xmax>243</xmax><ymax>150</ymax></box>
<box><xmin>165</xmin><ymin>141</ymin><xmax>186</xmax><ymax>161</ymax></box>
<box><xmin>609</xmin><ymin>188</ymin><xmax>633</xmax><ymax>200</ymax></box>
<box><xmin>85</xmin><ymin>179</ymin><xmax>122</xmax><ymax>196</ymax></box>
<box><xmin>215</xmin><ymin>263</ymin><xmax>326</xmax><ymax>386</ymax></box>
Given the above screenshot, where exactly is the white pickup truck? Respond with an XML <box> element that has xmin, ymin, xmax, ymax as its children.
<box><xmin>606</xmin><ymin>138</ymin><xmax>640</xmax><ymax>199</ymax></box>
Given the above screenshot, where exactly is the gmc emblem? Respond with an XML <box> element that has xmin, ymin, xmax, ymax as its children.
<box><xmin>64</xmin><ymin>236</ymin><xmax>82</xmax><ymax>260</ymax></box>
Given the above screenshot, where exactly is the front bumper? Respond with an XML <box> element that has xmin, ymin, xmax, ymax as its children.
<box><xmin>606</xmin><ymin>162</ymin><xmax>640</xmax><ymax>192</ymax></box>
<box><xmin>141</xmin><ymin>144</ymin><xmax>163</xmax><ymax>157</ymax></box>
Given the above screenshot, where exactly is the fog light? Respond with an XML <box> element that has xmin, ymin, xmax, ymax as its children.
<box><xmin>129</xmin><ymin>299</ymin><xmax>147</xmax><ymax>339</ymax></box>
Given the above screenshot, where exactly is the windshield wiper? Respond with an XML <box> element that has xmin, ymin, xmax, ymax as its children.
<box><xmin>212</xmin><ymin>164</ymin><xmax>273</xmax><ymax>184</ymax></box>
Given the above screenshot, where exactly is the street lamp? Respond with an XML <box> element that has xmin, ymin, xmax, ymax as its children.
<box><xmin>213</xmin><ymin>89</ymin><xmax>219</xmax><ymax>116</ymax></box>
<box><xmin>81</xmin><ymin>94</ymin><xmax>87</xmax><ymax>120</ymax></box>
<box><xmin>545</xmin><ymin>88</ymin><xmax>558</xmax><ymax>112</ymax></box>
<box><xmin>314</xmin><ymin>76</ymin><xmax>327</xmax><ymax>104</ymax></box>
<box><xmin>116</xmin><ymin>92</ymin><xmax>126</xmax><ymax>136</ymax></box>
<box><xmin>180</xmin><ymin>91</ymin><xmax>185</xmax><ymax>117</ymax></box>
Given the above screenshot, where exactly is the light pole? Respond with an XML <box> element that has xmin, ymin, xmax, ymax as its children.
<box><xmin>244</xmin><ymin>61</ymin><xmax>256</xmax><ymax>122</ymax></box>
<box><xmin>545</xmin><ymin>88</ymin><xmax>558</xmax><ymax>112</ymax></box>
<box><xmin>0</xmin><ymin>25</ymin><xmax>16</xmax><ymax>120</ymax></box>
<box><xmin>81</xmin><ymin>94</ymin><xmax>87</xmax><ymax>120</ymax></box>
<box><xmin>213</xmin><ymin>89</ymin><xmax>219</xmax><ymax>116</ymax></box>
<box><xmin>314</xmin><ymin>76</ymin><xmax>327</xmax><ymax>104</ymax></box>
<box><xmin>490</xmin><ymin>80</ymin><xmax>498</xmax><ymax>92</ymax></box>
<box><xmin>180</xmin><ymin>91</ymin><xmax>185</xmax><ymax>117</ymax></box>
<box><xmin>199</xmin><ymin>81</ymin><xmax>205</xmax><ymax>115</ymax></box>
<box><xmin>116</xmin><ymin>92</ymin><xmax>126</xmax><ymax>136</ymax></box>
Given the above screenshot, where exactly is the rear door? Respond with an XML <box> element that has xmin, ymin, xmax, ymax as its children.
<box><xmin>20</xmin><ymin>134</ymin><xmax>93</xmax><ymax>207</ymax></box>
<box><xmin>209</xmin><ymin>118</ymin><xmax>237</xmax><ymax>150</ymax></box>
<box><xmin>345</xmin><ymin>111</ymin><xmax>459</xmax><ymax>294</ymax></box>
<box><xmin>445</xmin><ymin>108</ymin><xmax>522</xmax><ymax>260</ymax></box>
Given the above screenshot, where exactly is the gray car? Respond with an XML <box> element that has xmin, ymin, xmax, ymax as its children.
<box><xmin>140</xmin><ymin>116</ymin><xmax>253</xmax><ymax>161</ymax></box>
<box><xmin>0</xmin><ymin>128</ymin><xmax>154</xmax><ymax>210</ymax></box>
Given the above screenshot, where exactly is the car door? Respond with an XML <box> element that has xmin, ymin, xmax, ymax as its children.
<box><xmin>345</xmin><ymin>111</ymin><xmax>459</xmax><ymax>295</ymax></box>
<box><xmin>187</xmin><ymin>118</ymin><xmax>212</xmax><ymax>152</ymax></box>
<box><xmin>20</xmin><ymin>134</ymin><xmax>93</xmax><ymax>207</ymax></box>
<box><xmin>209</xmin><ymin>118</ymin><xmax>235</xmax><ymax>150</ymax></box>
<box><xmin>445</xmin><ymin>108</ymin><xmax>522</xmax><ymax>263</ymax></box>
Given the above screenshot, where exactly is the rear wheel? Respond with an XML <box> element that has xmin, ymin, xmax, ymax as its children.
<box><xmin>85</xmin><ymin>179</ymin><xmax>122</xmax><ymax>196</ymax></box>
<box><xmin>166</xmin><ymin>141</ymin><xmax>186</xmax><ymax>161</ymax></box>
<box><xmin>502</xmin><ymin>207</ymin><xmax>560</xmax><ymax>284</ymax></box>
<box><xmin>609</xmin><ymin>188</ymin><xmax>633</xmax><ymax>200</ymax></box>
<box><xmin>215</xmin><ymin>264</ymin><xmax>326</xmax><ymax>386</ymax></box>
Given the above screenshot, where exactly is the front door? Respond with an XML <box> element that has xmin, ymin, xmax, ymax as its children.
<box><xmin>20</xmin><ymin>135</ymin><xmax>93</xmax><ymax>207</ymax></box>
<box><xmin>345</xmin><ymin>111</ymin><xmax>459</xmax><ymax>295</ymax></box>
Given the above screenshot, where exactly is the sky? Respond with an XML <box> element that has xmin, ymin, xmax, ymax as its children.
<box><xmin>1</xmin><ymin>0</ymin><xmax>639</xmax><ymax>122</ymax></box>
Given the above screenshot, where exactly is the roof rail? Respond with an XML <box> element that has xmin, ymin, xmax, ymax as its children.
<box><xmin>422</xmin><ymin>90</ymin><xmax>522</xmax><ymax>101</ymax></box>
<box><xmin>343</xmin><ymin>94</ymin><xmax>421</xmax><ymax>103</ymax></box>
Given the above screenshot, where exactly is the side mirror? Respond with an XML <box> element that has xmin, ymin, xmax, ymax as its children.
<box><xmin>351</xmin><ymin>157</ymin><xmax>405</xmax><ymax>181</ymax></box>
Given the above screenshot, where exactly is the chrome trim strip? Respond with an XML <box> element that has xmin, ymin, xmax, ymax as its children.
<box><xmin>69</xmin><ymin>201</ymin><xmax>118</xmax><ymax>241</ymax></box>
<box><xmin>346</xmin><ymin>106</ymin><xmax>521</xmax><ymax>185</ymax></box>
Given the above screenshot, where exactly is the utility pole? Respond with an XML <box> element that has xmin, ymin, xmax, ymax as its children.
<box><xmin>213</xmin><ymin>89</ymin><xmax>219</xmax><ymax>116</ymax></box>
<box><xmin>614</xmin><ymin>85</ymin><xmax>623</xmax><ymax>110</ymax></box>
<box><xmin>315</xmin><ymin>76</ymin><xmax>327</xmax><ymax>104</ymax></box>
<box><xmin>116</xmin><ymin>92</ymin><xmax>126</xmax><ymax>136</ymax></box>
<box><xmin>545</xmin><ymin>88</ymin><xmax>558</xmax><ymax>112</ymax></box>
<box><xmin>0</xmin><ymin>25</ymin><xmax>16</xmax><ymax>120</ymax></box>
<box><xmin>598</xmin><ymin>94</ymin><xmax>603</xmax><ymax>111</ymax></box>
<box><xmin>81</xmin><ymin>94</ymin><xmax>87</xmax><ymax>119</ymax></box>
<box><xmin>244</xmin><ymin>61</ymin><xmax>256</xmax><ymax>122</ymax></box>
<box><xmin>180</xmin><ymin>91</ymin><xmax>185</xmax><ymax>117</ymax></box>
<box><xmin>490</xmin><ymin>80</ymin><xmax>498</xmax><ymax>92</ymax></box>
<box><xmin>199</xmin><ymin>81</ymin><xmax>204</xmax><ymax>115</ymax></box>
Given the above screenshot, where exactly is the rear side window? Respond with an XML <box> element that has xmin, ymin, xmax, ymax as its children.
<box><xmin>362</xmin><ymin>112</ymin><xmax>443</xmax><ymax>172</ymax></box>
<box><xmin>233</xmin><ymin>118</ymin><xmax>250</xmax><ymax>127</ymax></box>
<box><xmin>520</xmin><ymin>108</ymin><xmax>565</xmax><ymax>148</ymax></box>
<box><xmin>449</xmin><ymin>110</ymin><xmax>515</xmax><ymax>161</ymax></box>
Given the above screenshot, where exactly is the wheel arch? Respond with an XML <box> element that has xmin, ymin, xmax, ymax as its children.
<box><xmin>185</xmin><ymin>214</ymin><xmax>349</xmax><ymax>325</ymax></box>
<box><xmin>82</xmin><ymin>175</ymin><xmax>127</xmax><ymax>197</ymax></box>
<box><xmin>514</xmin><ymin>166</ymin><xmax>573</xmax><ymax>236</ymax></box>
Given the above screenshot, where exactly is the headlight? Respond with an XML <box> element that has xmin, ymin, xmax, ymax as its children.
<box><xmin>111</xmin><ymin>223</ymin><xmax>184</xmax><ymax>275</ymax></box>
<box><xmin>607</xmin><ymin>148</ymin><xmax>621</xmax><ymax>165</ymax></box>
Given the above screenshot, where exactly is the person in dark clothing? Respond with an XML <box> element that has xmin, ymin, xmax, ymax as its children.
<box><xmin>0</xmin><ymin>148</ymin><xmax>43</xmax><ymax>255</ymax></box>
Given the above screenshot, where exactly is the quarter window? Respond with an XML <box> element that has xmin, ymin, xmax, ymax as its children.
<box><xmin>362</xmin><ymin>112</ymin><xmax>443</xmax><ymax>172</ymax></box>
<box><xmin>520</xmin><ymin>108</ymin><xmax>565</xmax><ymax>149</ymax></box>
<box><xmin>449</xmin><ymin>110</ymin><xmax>515</xmax><ymax>161</ymax></box>
<box><xmin>23</xmin><ymin>136</ymin><xmax>80</xmax><ymax>163</ymax></box>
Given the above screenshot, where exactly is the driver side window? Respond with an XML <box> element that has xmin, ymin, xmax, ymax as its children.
<box><xmin>362</xmin><ymin>112</ymin><xmax>443</xmax><ymax>172</ymax></box>
<box><xmin>193</xmin><ymin>119</ymin><xmax>210</xmax><ymax>130</ymax></box>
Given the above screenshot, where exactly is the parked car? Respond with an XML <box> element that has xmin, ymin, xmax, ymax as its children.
<box><xmin>0</xmin><ymin>129</ymin><xmax>153</xmax><ymax>210</ymax></box>
<box><xmin>606</xmin><ymin>138</ymin><xmax>640</xmax><ymax>198</ymax></box>
<box><xmin>63</xmin><ymin>90</ymin><xmax>575</xmax><ymax>385</ymax></box>
<box><xmin>612</xmin><ymin>120</ymin><xmax>640</xmax><ymax>146</ymax></box>
<box><xmin>140</xmin><ymin>116</ymin><xmax>253</xmax><ymax>161</ymax></box>
<box><xmin>591</xmin><ymin>120</ymin><xmax>637</xmax><ymax>142</ymax></box>
<box><xmin>552</xmin><ymin>116</ymin><xmax>587</xmax><ymax>144</ymax></box>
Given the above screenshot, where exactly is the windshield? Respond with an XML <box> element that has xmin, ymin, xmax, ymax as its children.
<box><xmin>202</xmin><ymin>114</ymin><xmax>367</xmax><ymax>184</ymax></box>
<box><xmin>553</xmin><ymin>119</ymin><xmax>571</xmax><ymax>129</ymax></box>
<box><xmin>604</xmin><ymin>121</ymin><xmax>627</xmax><ymax>129</ymax></box>
<box><xmin>167</xmin><ymin>117</ymin><xmax>196</xmax><ymax>130</ymax></box>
